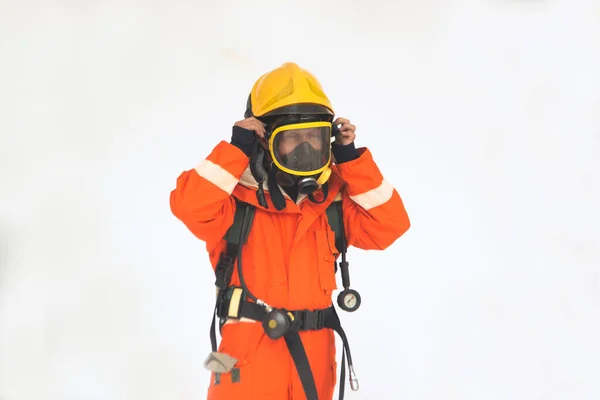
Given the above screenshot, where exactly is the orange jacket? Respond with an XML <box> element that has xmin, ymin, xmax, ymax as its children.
<box><xmin>170</xmin><ymin>140</ymin><xmax>410</xmax><ymax>311</ymax></box>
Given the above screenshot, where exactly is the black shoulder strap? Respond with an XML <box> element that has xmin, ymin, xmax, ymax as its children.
<box><xmin>214</xmin><ymin>201</ymin><xmax>256</xmax><ymax>292</ymax></box>
<box><xmin>224</xmin><ymin>201</ymin><xmax>256</xmax><ymax>246</ymax></box>
<box><xmin>211</xmin><ymin>200</ymin><xmax>256</xmax><ymax>352</ymax></box>
<box><xmin>325</xmin><ymin>200</ymin><xmax>344</xmax><ymax>254</ymax></box>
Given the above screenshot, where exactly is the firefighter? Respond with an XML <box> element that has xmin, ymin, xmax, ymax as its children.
<box><xmin>170</xmin><ymin>62</ymin><xmax>410</xmax><ymax>399</ymax></box>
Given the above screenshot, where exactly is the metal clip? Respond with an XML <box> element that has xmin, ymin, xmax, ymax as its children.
<box><xmin>349</xmin><ymin>365</ymin><xmax>359</xmax><ymax>391</ymax></box>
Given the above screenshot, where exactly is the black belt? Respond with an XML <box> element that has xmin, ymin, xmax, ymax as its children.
<box><xmin>219</xmin><ymin>298</ymin><xmax>331</xmax><ymax>330</ymax></box>
<box><xmin>210</xmin><ymin>288</ymin><xmax>357</xmax><ymax>400</ymax></box>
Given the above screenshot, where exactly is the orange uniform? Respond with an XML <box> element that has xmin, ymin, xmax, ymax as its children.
<box><xmin>170</xmin><ymin>139</ymin><xmax>410</xmax><ymax>399</ymax></box>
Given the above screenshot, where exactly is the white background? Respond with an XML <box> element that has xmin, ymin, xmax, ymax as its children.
<box><xmin>1</xmin><ymin>0</ymin><xmax>599</xmax><ymax>399</ymax></box>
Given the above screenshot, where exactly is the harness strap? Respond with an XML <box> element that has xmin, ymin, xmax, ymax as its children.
<box><xmin>325</xmin><ymin>200</ymin><xmax>343</xmax><ymax>257</ymax></box>
<box><xmin>209</xmin><ymin>200</ymin><xmax>355</xmax><ymax>400</ymax></box>
<box><xmin>285</xmin><ymin>330</ymin><xmax>318</xmax><ymax>399</ymax></box>
<box><xmin>210</xmin><ymin>203</ymin><xmax>254</xmax><ymax>352</ymax></box>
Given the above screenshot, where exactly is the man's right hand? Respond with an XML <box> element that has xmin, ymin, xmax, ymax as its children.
<box><xmin>233</xmin><ymin>117</ymin><xmax>267</xmax><ymax>138</ymax></box>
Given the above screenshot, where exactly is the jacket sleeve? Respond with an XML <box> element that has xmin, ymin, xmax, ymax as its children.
<box><xmin>336</xmin><ymin>147</ymin><xmax>410</xmax><ymax>250</ymax></box>
<box><xmin>170</xmin><ymin>140</ymin><xmax>250</xmax><ymax>250</ymax></box>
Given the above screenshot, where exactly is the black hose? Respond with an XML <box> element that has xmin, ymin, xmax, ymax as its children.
<box><xmin>337</xmin><ymin>202</ymin><xmax>351</xmax><ymax>289</ymax></box>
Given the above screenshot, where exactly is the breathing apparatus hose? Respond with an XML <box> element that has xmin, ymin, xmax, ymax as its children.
<box><xmin>335</xmin><ymin>202</ymin><xmax>358</xmax><ymax>388</ymax></box>
<box><xmin>338</xmin><ymin>203</ymin><xmax>350</xmax><ymax>289</ymax></box>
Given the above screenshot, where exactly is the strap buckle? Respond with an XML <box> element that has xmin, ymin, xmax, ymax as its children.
<box><xmin>216</xmin><ymin>287</ymin><xmax>245</xmax><ymax>320</ymax></box>
<box><xmin>299</xmin><ymin>309</ymin><xmax>325</xmax><ymax>330</ymax></box>
<box><xmin>215</xmin><ymin>287</ymin><xmax>229</xmax><ymax>318</ymax></box>
<box><xmin>214</xmin><ymin>253</ymin><xmax>235</xmax><ymax>290</ymax></box>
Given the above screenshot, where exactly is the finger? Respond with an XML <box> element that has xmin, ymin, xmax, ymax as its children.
<box><xmin>258</xmin><ymin>122</ymin><xmax>267</xmax><ymax>138</ymax></box>
<box><xmin>254</xmin><ymin>122</ymin><xmax>265</xmax><ymax>138</ymax></box>
<box><xmin>340</xmin><ymin>123</ymin><xmax>355</xmax><ymax>132</ymax></box>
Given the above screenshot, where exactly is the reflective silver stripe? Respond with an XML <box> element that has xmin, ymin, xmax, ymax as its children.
<box><xmin>349</xmin><ymin>179</ymin><xmax>394</xmax><ymax>210</ymax></box>
<box><xmin>195</xmin><ymin>159</ymin><xmax>239</xmax><ymax>194</ymax></box>
<box><xmin>223</xmin><ymin>317</ymin><xmax>257</xmax><ymax>325</ymax></box>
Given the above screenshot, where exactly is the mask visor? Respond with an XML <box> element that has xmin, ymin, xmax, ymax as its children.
<box><xmin>269</xmin><ymin>121</ymin><xmax>331</xmax><ymax>176</ymax></box>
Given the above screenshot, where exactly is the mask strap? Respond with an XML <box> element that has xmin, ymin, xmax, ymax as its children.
<box><xmin>316</xmin><ymin>167</ymin><xmax>332</xmax><ymax>185</ymax></box>
<box><xmin>308</xmin><ymin>181</ymin><xmax>328</xmax><ymax>204</ymax></box>
<box><xmin>267</xmin><ymin>165</ymin><xmax>287</xmax><ymax>211</ymax></box>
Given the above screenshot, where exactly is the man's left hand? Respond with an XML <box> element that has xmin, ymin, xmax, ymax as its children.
<box><xmin>333</xmin><ymin>117</ymin><xmax>356</xmax><ymax>146</ymax></box>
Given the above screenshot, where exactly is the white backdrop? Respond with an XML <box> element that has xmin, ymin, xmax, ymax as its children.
<box><xmin>1</xmin><ymin>0</ymin><xmax>599</xmax><ymax>399</ymax></box>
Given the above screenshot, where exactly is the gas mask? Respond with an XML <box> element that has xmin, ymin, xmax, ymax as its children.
<box><xmin>268</xmin><ymin>119</ymin><xmax>333</xmax><ymax>195</ymax></box>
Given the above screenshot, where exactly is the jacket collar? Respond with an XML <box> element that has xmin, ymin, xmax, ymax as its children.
<box><xmin>233</xmin><ymin>165</ymin><xmax>343</xmax><ymax>212</ymax></box>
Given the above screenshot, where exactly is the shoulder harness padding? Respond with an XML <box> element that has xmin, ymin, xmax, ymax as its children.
<box><xmin>325</xmin><ymin>199</ymin><xmax>344</xmax><ymax>254</ymax></box>
<box><xmin>224</xmin><ymin>201</ymin><xmax>255</xmax><ymax>247</ymax></box>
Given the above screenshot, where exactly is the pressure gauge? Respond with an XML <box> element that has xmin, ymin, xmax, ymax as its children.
<box><xmin>337</xmin><ymin>289</ymin><xmax>361</xmax><ymax>312</ymax></box>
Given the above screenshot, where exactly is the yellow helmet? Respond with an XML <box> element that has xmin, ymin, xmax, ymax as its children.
<box><xmin>246</xmin><ymin>62</ymin><xmax>334</xmax><ymax>118</ymax></box>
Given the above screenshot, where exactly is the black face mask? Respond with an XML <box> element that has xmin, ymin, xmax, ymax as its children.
<box><xmin>278</xmin><ymin>142</ymin><xmax>325</xmax><ymax>173</ymax></box>
<box><xmin>276</xmin><ymin>142</ymin><xmax>326</xmax><ymax>194</ymax></box>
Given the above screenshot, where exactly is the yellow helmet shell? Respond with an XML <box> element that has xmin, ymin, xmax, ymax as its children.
<box><xmin>249</xmin><ymin>62</ymin><xmax>334</xmax><ymax>117</ymax></box>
